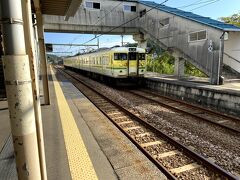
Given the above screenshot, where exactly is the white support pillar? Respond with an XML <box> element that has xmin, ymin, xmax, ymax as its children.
<box><xmin>133</xmin><ymin>33</ymin><xmax>147</xmax><ymax>49</ymax></box>
<box><xmin>22</xmin><ymin>0</ymin><xmax>47</xmax><ymax>179</ymax></box>
<box><xmin>1</xmin><ymin>0</ymin><xmax>41</xmax><ymax>179</ymax></box>
<box><xmin>35</xmin><ymin>10</ymin><xmax>50</xmax><ymax>105</ymax></box>
<box><xmin>174</xmin><ymin>57</ymin><xmax>185</xmax><ymax>77</ymax></box>
<box><xmin>138</xmin><ymin>41</ymin><xmax>147</xmax><ymax>49</ymax></box>
<box><xmin>172</xmin><ymin>50</ymin><xmax>185</xmax><ymax>77</ymax></box>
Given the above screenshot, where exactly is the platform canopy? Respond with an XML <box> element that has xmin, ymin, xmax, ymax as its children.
<box><xmin>33</xmin><ymin>0</ymin><xmax>82</xmax><ymax>20</ymax></box>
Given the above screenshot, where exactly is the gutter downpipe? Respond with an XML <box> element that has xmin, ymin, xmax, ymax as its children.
<box><xmin>218</xmin><ymin>32</ymin><xmax>225</xmax><ymax>85</ymax></box>
<box><xmin>35</xmin><ymin>10</ymin><xmax>50</xmax><ymax>105</ymax></box>
<box><xmin>1</xmin><ymin>0</ymin><xmax>41</xmax><ymax>179</ymax></box>
<box><xmin>22</xmin><ymin>0</ymin><xmax>47</xmax><ymax>179</ymax></box>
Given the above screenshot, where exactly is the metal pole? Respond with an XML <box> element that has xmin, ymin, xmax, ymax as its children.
<box><xmin>0</xmin><ymin>27</ymin><xmax>4</xmax><ymax>55</ymax></box>
<box><xmin>22</xmin><ymin>0</ymin><xmax>47</xmax><ymax>179</ymax></box>
<box><xmin>1</xmin><ymin>0</ymin><xmax>41</xmax><ymax>179</ymax></box>
<box><xmin>97</xmin><ymin>38</ymin><xmax>100</xmax><ymax>49</ymax></box>
<box><xmin>217</xmin><ymin>32</ymin><xmax>225</xmax><ymax>85</ymax></box>
<box><xmin>95</xmin><ymin>34</ymin><xmax>100</xmax><ymax>49</ymax></box>
<box><xmin>0</xmin><ymin>26</ymin><xmax>6</xmax><ymax>98</ymax></box>
<box><xmin>35</xmin><ymin>10</ymin><xmax>50</xmax><ymax>105</ymax></box>
<box><xmin>33</xmin><ymin>20</ymin><xmax>41</xmax><ymax>76</ymax></box>
<box><xmin>121</xmin><ymin>35</ymin><xmax>123</xmax><ymax>46</ymax></box>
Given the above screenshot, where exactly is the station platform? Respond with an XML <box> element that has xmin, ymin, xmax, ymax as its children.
<box><xmin>144</xmin><ymin>72</ymin><xmax>240</xmax><ymax>91</ymax></box>
<box><xmin>144</xmin><ymin>72</ymin><xmax>240</xmax><ymax>115</ymax></box>
<box><xmin>0</xmin><ymin>67</ymin><xmax>166</xmax><ymax>179</ymax></box>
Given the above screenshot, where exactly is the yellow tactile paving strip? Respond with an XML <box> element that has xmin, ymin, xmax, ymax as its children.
<box><xmin>51</xmin><ymin>67</ymin><xmax>98</xmax><ymax>180</ymax></box>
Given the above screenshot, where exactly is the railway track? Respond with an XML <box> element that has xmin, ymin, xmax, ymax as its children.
<box><xmin>128</xmin><ymin>89</ymin><xmax>240</xmax><ymax>134</ymax></box>
<box><xmin>55</xmin><ymin>66</ymin><xmax>237</xmax><ymax>180</ymax></box>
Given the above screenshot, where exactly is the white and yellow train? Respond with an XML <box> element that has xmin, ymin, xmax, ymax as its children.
<box><xmin>63</xmin><ymin>46</ymin><xmax>146</xmax><ymax>81</ymax></box>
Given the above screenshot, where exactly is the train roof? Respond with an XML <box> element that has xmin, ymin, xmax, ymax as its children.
<box><xmin>70</xmin><ymin>46</ymin><xmax>146</xmax><ymax>57</ymax></box>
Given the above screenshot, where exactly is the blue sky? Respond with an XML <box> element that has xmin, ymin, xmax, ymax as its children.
<box><xmin>45</xmin><ymin>0</ymin><xmax>240</xmax><ymax>56</ymax></box>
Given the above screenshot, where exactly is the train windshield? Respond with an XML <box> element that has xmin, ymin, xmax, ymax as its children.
<box><xmin>114</xmin><ymin>53</ymin><xmax>128</xmax><ymax>60</ymax></box>
<box><xmin>128</xmin><ymin>52</ymin><xmax>137</xmax><ymax>60</ymax></box>
<box><xmin>138</xmin><ymin>53</ymin><xmax>145</xmax><ymax>60</ymax></box>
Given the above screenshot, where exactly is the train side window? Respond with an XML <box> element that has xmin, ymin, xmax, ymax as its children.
<box><xmin>114</xmin><ymin>53</ymin><xmax>118</xmax><ymax>60</ymax></box>
<box><xmin>138</xmin><ymin>53</ymin><xmax>145</xmax><ymax>60</ymax></box>
<box><xmin>114</xmin><ymin>53</ymin><xmax>127</xmax><ymax>60</ymax></box>
<box><xmin>128</xmin><ymin>52</ymin><xmax>137</xmax><ymax>60</ymax></box>
<box><xmin>121</xmin><ymin>53</ymin><xmax>127</xmax><ymax>60</ymax></box>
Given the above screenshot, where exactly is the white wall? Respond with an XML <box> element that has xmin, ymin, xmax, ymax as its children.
<box><xmin>224</xmin><ymin>32</ymin><xmax>240</xmax><ymax>73</ymax></box>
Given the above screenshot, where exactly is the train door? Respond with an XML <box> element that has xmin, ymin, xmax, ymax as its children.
<box><xmin>128</xmin><ymin>50</ymin><xmax>138</xmax><ymax>76</ymax></box>
<box><xmin>127</xmin><ymin>55</ymin><xmax>129</xmax><ymax>76</ymax></box>
<box><xmin>111</xmin><ymin>54</ymin><xmax>114</xmax><ymax>76</ymax></box>
<box><xmin>137</xmin><ymin>53</ymin><xmax>139</xmax><ymax>76</ymax></box>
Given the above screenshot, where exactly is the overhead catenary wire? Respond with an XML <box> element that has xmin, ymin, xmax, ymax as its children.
<box><xmin>68</xmin><ymin>1</ymin><xmax>124</xmax><ymax>48</ymax></box>
<box><xmin>177</xmin><ymin>0</ymin><xmax>204</xmax><ymax>8</ymax></box>
<box><xmin>64</xmin><ymin>0</ymin><xmax>221</xmax><ymax>55</ymax></box>
<box><xmin>81</xmin><ymin>0</ymin><xmax>220</xmax><ymax>46</ymax></box>
<box><xmin>189</xmin><ymin>0</ymin><xmax>221</xmax><ymax>11</ymax></box>
<box><xmin>177</xmin><ymin>0</ymin><xmax>217</xmax><ymax>9</ymax></box>
<box><xmin>81</xmin><ymin>0</ymin><xmax>169</xmax><ymax>46</ymax></box>
<box><xmin>91</xmin><ymin>1</ymin><xmax>124</xmax><ymax>31</ymax></box>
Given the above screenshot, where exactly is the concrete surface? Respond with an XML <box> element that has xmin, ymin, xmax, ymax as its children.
<box><xmin>0</xmin><ymin>101</ymin><xmax>17</xmax><ymax>180</ymax></box>
<box><xmin>0</xmin><ymin>68</ymin><xmax>168</xmax><ymax>180</ymax></box>
<box><xmin>144</xmin><ymin>72</ymin><xmax>240</xmax><ymax>116</ymax></box>
<box><xmin>55</xmin><ymin>69</ymin><xmax>167</xmax><ymax>180</ymax></box>
<box><xmin>0</xmin><ymin>101</ymin><xmax>10</xmax><ymax>151</ymax></box>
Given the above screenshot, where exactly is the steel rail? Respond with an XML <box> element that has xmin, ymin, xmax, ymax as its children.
<box><xmin>55</xmin><ymin>66</ymin><xmax>237</xmax><ymax>180</ymax></box>
<box><xmin>129</xmin><ymin>89</ymin><xmax>240</xmax><ymax>134</ymax></box>
<box><xmin>55</xmin><ymin>68</ymin><xmax>177</xmax><ymax>180</ymax></box>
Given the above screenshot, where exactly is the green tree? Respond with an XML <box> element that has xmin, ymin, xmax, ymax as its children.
<box><xmin>146</xmin><ymin>40</ymin><xmax>207</xmax><ymax>77</ymax></box>
<box><xmin>184</xmin><ymin>61</ymin><xmax>207</xmax><ymax>77</ymax></box>
<box><xmin>146</xmin><ymin>51</ymin><xmax>174</xmax><ymax>74</ymax></box>
<box><xmin>219</xmin><ymin>12</ymin><xmax>240</xmax><ymax>27</ymax></box>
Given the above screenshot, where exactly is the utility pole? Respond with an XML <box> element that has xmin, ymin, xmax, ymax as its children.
<box><xmin>95</xmin><ymin>34</ymin><xmax>99</xmax><ymax>49</ymax></box>
<box><xmin>1</xmin><ymin>0</ymin><xmax>41</xmax><ymax>179</ymax></box>
<box><xmin>121</xmin><ymin>35</ymin><xmax>124</xmax><ymax>46</ymax></box>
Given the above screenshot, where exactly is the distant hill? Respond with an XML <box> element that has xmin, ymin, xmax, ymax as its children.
<box><xmin>47</xmin><ymin>54</ymin><xmax>63</xmax><ymax>65</ymax></box>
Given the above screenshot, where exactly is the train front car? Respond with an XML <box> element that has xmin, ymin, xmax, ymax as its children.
<box><xmin>63</xmin><ymin>46</ymin><xmax>146</xmax><ymax>86</ymax></box>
